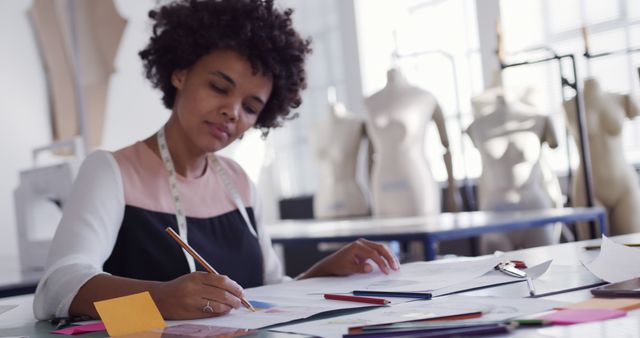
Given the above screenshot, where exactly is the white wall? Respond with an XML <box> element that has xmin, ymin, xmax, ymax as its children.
<box><xmin>0</xmin><ymin>0</ymin><xmax>166</xmax><ymax>258</ymax></box>
<box><xmin>0</xmin><ymin>0</ymin><xmax>358</xmax><ymax>259</ymax></box>
<box><xmin>102</xmin><ymin>0</ymin><xmax>168</xmax><ymax>151</ymax></box>
<box><xmin>0</xmin><ymin>1</ymin><xmax>52</xmax><ymax>257</ymax></box>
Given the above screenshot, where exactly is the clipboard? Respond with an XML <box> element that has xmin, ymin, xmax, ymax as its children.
<box><xmin>591</xmin><ymin>278</ymin><xmax>640</xmax><ymax>298</ymax></box>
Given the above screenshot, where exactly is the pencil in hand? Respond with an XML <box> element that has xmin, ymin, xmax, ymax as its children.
<box><xmin>165</xmin><ymin>227</ymin><xmax>256</xmax><ymax>312</ymax></box>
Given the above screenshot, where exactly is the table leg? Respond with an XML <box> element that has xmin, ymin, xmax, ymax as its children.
<box><xmin>424</xmin><ymin>237</ymin><xmax>437</xmax><ymax>261</ymax></box>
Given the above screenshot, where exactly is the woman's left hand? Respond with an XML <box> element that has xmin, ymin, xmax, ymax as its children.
<box><xmin>298</xmin><ymin>238</ymin><xmax>400</xmax><ymax>279</ymax></box>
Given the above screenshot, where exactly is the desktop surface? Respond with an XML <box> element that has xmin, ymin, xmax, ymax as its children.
<box><xmin>2</xmin><ymin>232</ymin><xmax>639</xmax><ymax>337</ymax></box>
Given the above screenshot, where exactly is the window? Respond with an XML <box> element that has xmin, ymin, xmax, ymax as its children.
<box><xmin>224</xmin><ymin>0</ymin><xmax>352</xmax><ymax>202</ymax></box>
<box><xmin>356</xmin><ymin>0</ymin><xmax>483</xmax><ymax>181</ymax></box>
<box><xmin>232</xmin><ymin>0</ymin><xmax>640</xmax><ymax>214</ymax></box>
<box><xmin>500</xmin><ymin>0</ymin><xmax>640</xmax><ymax>172</ymax></box>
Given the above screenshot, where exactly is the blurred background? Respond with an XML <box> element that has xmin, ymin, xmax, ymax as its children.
<box><xmin>1</xmin><ymin>0</ymin><xmax>639</xmax><ymax>278</ymax></box>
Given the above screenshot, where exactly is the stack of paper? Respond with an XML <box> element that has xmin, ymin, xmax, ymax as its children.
<box><xmin>166</xmin><ymin>255</ymin><xmax>554</xmax><ymax>331</ymax></box>
<box><xmin>273</xmin><ymin>295</ymin><xmax>566</xmax><ymax>338</ymax></box>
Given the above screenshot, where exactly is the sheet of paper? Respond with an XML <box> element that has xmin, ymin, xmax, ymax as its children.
<box><xmin>274</xmin><ymin>295</ymin><xmax>566</xmax><ymax>338</ymax></box>
<box><xmin>169</xmin><ymin>294</ymin><xmax>380</xmax><ymax>330</ymax></box>
<box><xmin>249</xmin><ymin>255</ymin><xmax>503</xmax><ymax>299</ymax></box>
<box><xmin>431</xmin><ymin>259</ymin><xmax>552</xmax><ymax>297</ymax></box>
<box><xmin>168</xmin><ymin>256</ymin><xmax>500</xmax><ymax>330</ymax></box>
<box><xmin>585</xmin><ymin>235</ymin><xmax>640</xmax><ymax>283</ymax></box>
<box><xmin>94</xmin><ymin>291</ymin><xmax>166</xmax><ymax>337</ymax></box>
<box><xmin>120</xmin><ymin>324</ymin><xmax>253</xmax><ymax>338</ymax></box>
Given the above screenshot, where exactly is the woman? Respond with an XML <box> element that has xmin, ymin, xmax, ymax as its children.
<box><xmin>33</xmin><ymin>0</ymin><xmax>398</xmax><ymax>321</ymax></box>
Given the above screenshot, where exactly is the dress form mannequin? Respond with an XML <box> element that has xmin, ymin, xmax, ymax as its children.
<box><xmin>470</xmin><ymin>70</ymin><xmax>538</xmax><ymax>118</ymax></box>
<box><xmin>467</xmin><ymin>95</ymin><xmax>561</xmax><ymax>252</ymax></box>
<box><xmin>310</xmin><ymin>95</ymin><xmax>369</xmax><ymax>219</ymax></box>
<box><xmin>364</xmin><ymin>68</ymin><xmax>459</xmax><ymax>217</ymax></box>
<box><xmin>471</xmin><ymin>80</ymin><xmax>563</xmax><ymax>210</ymax></box>
<box><xmin>564</xmin><ymin>78</ymin><xmax>640</xmax><ymax>239</ymax></box>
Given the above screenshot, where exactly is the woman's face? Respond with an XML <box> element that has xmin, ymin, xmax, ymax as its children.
<box><xmin>171</xmin><ymin>49</ymin><xmax>273</xmax><ymax>153</ymax></box>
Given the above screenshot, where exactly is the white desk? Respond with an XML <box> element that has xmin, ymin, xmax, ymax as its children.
<box><xmin>267</xmin><ymin>207</ymin><xmax>606</xmax><ymax>260</ymax></box>
<box><xmin>3</xmin><ymin>233</ymin><xmax>637</xmax><ymax>337</ymax></box>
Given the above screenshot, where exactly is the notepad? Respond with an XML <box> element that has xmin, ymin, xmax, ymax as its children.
<box><xmin>541</xmin><ymin>309</ymin><xmax>626</xmax><ymax>325</ymax></box>
<box><xmin>94</xmin><ymin>291</ymin><xmax>166</xmax><ymax>337</ymax></box>
<box><xmin>558</xmin><ymin>298</ymin><xmax>640</xmax><ymax>311</ymax></box>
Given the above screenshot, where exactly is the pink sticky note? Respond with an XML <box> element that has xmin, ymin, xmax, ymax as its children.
<box><xmin>541</xmin><ymin>309</ymin><xmax>626</xmax><ymax>325</ymax></box>
<box><xmin>52</xmin><ymin>322</ymin><xmax>106</xmax><ymax>335</ymax></box>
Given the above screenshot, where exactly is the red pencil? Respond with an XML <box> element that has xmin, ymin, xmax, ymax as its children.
<box><xmin>324</xmin><ymin>293</ymin><xmax>390</xmax><ymax>305</ymax></box>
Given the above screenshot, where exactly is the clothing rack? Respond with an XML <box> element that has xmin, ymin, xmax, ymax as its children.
<box><xmin>394</xmin><ymin>49</ymin><xmax>476</xmax><ymax>211</ymax></box>
<box><xmin>577</xmin><ymin>30</ymin><xmax>640</xmax><ymax>237</ymax></box>
<box><xmin>500</xmin><ymin>51</ymin><xmax>597</xmax><ymax>239</ymax></box>
<box><xmin>585</xmin><ymin>47</ymin><xmax>640</xmax><ymax>59</ymax></box>
<box><xmin>582</xmin><ymin>27</ymin><xmax>640</xmax><ymax>59</ymax></box>
<box><xmin>582</xmin><ymin>27</ymin><xmax>640</xmax><ymax>79</ymax></box>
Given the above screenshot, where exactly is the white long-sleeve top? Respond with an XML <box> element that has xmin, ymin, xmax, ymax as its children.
<box><xmin>33</xmin><ymin>142</ymin><xmax>286</xmax><ymax>320</ymax></box>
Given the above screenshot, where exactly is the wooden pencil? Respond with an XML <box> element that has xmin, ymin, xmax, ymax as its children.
<box><xmin>165</xmin><ymin>227</ymin><xmax>256</xmax><ymax>312</ymax></box>
<box><xmin>584</xmin><ymin>243</ymin><xmax>640</xmax><ymax>250</ymax></box>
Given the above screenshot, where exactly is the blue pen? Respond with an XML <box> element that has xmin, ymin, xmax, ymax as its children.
<box><xmin>353</xmin><ymin>290</ymin><xmax>432</xmax><ymax>299</ymax></box>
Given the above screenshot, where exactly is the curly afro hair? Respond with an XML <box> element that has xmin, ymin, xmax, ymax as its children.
<box><xmin>139</xmin><ymin>0</ymin><xmax>311</xmax><ymax>135</ymax></box>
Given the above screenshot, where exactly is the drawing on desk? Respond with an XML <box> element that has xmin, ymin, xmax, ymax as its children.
<box><xmin>422</xmin><ymin>300</ymin><xmax>518</xmax><ymax>316</ymax></box>
<box><xmin>0</xmin><ymin>304</ymin><xmax>18</xmax><ymax>316</ymax></box>
<box><xmin>245</xmin><ymin>305</ymin><xmax>330</xmax><ymax>317</ymax></box>
<box><xmin>264</xmin><ymin>307</ymin><xmax>307</xmax><ymax>314</ymax></box>
<box><xmin>365</xmin><ymin>279</ymin><xmax>419</xmax><ymax>289</ymax></box>
<box><xmin>480</xmin><ymin>305</ymin><xmax>519</xmax><ymax>315</ymax></box>
<box><xmin>326</xmin><ymin>318</ymin><xmax>377</xmax><ymax>326</ymax></box>
<box><xmin>157</xmin><ymin>324</ymin><xmax>250</xmax><ymax>337</ymax></box>
<box><xmin>379</xmin><ymin>310</ymin><xmax>439</xmax><ymax>320</ymax></box>
<box><xmin>248</xmin><ymin>300</ymin><xmax>276</xmax><ymax>310</ymax></box>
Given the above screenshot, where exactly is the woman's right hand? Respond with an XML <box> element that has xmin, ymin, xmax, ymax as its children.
<box><xmin>153</xmin><ymin>272</ymin><xmax>246</xmax><ymax>319</ymax></box>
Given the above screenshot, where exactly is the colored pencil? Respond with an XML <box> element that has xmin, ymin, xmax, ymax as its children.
<box><xmin>343</xmin><ymin>322</ymin><xmax>515</xmax><ymax>337</ymax></box>
<box><xmin>324</xmin><ymin>293</ymin><xmax>390</xmax><ymax>305</ymax></box>
<box><xmin>353</xmin><ymin>290</ymin><xmax>432</xmax><ymax>299</ymax></box>
<box><xmin>513</xmin><ymin>319</ymin><xmax>551</xmax><ymax>326</ymax></box>
<box><xmin>165</xmin><ymin>227</ymin><xmax>256</xmax><ymax>312</ymax></box>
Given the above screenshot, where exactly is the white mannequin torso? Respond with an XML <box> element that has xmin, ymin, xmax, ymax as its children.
<box><xmin>564</xmin><ymin>78</ymin><xmax>640</xmax><ymax>238</ymax></box>
<box><xmin>469</xmin><ymin>93</ymin><xmax>562</xmax><ymax>253</ymax></box>
<box><xmin>467</xmin><ymin>96</ymin><xmax>559</xmax><ymax>211</ymax></box>
<box><xmin>363</xmin><ymin>69</ymin><xmax>445</xmax><ymax>216</ymax></box>
<box><xmin>310</xmin><ymin>103</ymin><xmax>369</xmax><ymax>218</ymax></box>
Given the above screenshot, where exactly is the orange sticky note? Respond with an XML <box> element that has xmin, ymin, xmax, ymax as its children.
<box><xmin>94</xmin><ymin>291</ymin><xmax>166</xmax><ymax>337</ymax></box>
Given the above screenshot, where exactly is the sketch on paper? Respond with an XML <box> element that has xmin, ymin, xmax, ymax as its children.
<box><xmin>365</xmin><ymin>279</ymin><xmax>420</xmax><ymax>289</ymax></box>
